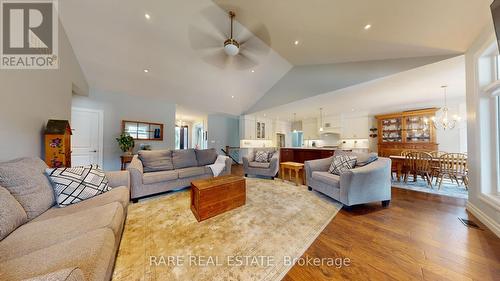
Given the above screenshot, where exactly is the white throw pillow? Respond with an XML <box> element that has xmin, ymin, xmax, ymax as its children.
<box><xmin>328</xmin><ymin>155</ymin><xmax>357</xmax><ymax>175</ymax></box>
<box><xmin>46</xmin><ymin>165</ymin><xmax>111</xmax><ymax>207</ymax></box>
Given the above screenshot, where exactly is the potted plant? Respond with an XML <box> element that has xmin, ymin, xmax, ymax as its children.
<box><xmin>116</xmin><ymin>133</ymin><xmax>135</xmax><ymax>155</ymax></box>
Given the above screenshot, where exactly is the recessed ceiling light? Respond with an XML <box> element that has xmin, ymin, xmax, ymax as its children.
<box><xmin>251</xmin><ymin>70</ymin><xmax>255</xmax><ymax>73</ymax></box>
<box><xmin>364</xmin><ymin>24</ymin><xmax>372</xmax><ymax>30</ymax></box>
<box><xmin>145</xmin><ymin>13</ymin><xmax>151</xmax><ymax>20</ymax></box>
<box><xmin>351</xmin><ymin>108</ymin><xmax>355</xmax><ymax>112</ymax></box>
<box><xmin>231</xmin><ymin>95</ymin><xmax>235</xmax><ymax>98</ymax></box>
<box><xmin>294</xmin><ymin>40</ymin><xmax>299</xmax><ymax>45</ymax></box>
<box><xmin>143</xmin><ymin>69</ymin><xmax>149</xmax><ymax>73</ymax></box>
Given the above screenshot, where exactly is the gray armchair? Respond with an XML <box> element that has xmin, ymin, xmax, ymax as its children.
<box><xmin>305</xmin><ymin>156</ymin><xmax>391</xmax><ymax>207</ymax></box>
<box><xmin>243</xmin><ymin>148</ymin><xmax>279</xmax><ymax>179</ymax></box>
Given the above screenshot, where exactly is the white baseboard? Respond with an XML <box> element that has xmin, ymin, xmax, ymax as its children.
<box><xmin>466</xmin><ymin>202</ymin><xmax>500</xmax><ymax>238</ymax></box>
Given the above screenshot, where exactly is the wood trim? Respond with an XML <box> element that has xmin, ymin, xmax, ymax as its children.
<box><xmin>121</xmin><ymin>120</ymin><xmax>164</xmax><ymax>141</ymax></box>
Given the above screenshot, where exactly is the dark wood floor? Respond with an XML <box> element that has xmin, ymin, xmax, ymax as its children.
<box><xmin>231</xmin><ymin>165</ymin><xmax>500</xmax><ymax>281</ymax></box>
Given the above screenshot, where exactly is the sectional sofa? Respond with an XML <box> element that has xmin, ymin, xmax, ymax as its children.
<box><xmin>0</xmin><ymin>157</ymin><xmax>130</xmax><ymax>281</ymax></box>
<box><xmin>128</xmin><ymin>148</ymin><xmax>232</xmax><ymax>202</ymax></box>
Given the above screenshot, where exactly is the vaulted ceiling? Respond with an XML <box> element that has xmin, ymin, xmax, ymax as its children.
<box><xmin>214</xmin><ymin>0</ymin><xmax>492</xmax><ymax>65</ymax></box>
<box><xmin>59</xmin><ymin>0</ymin><xmax>291</xmax><ymax>116</ymax></box>
<box><xmin>60</xmin><ymin>0</ymin><xmax>492</xmax><ymax>116</ymax></box>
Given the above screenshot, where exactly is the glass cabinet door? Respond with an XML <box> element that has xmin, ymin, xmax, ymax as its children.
<box><xmin>405</xmin><ymin>115</ymin><xmax>431</xmax><ymax>143</ymax></box>
<box><xmin>381</xmin><ymin>117</ymin><xmax>402</xmax><ymax>143</ymax></box>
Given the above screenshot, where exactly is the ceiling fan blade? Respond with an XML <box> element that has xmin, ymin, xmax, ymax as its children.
<box><xmin>199</xmin><ymin>6</ymin><xmax>231</xmax><ymax>40</ymax></box>
<box><xmin>202</xmin><ymin>49</ymin><xmax>230</xmax><ymax>69</ymax></box>
<box><xmin>188</xmin><ymin>25</ymin><xmax>223</xmax><ymax>51</ymax></box>
<box><xmin>233</xmin><ymin>51</ymin><xmax>258</xmax><ymax>70</ymax></box>
<box><xmin>238</xmin><ymin>23</ymin><xmax>272</xmax><ymax>57</ymax></box>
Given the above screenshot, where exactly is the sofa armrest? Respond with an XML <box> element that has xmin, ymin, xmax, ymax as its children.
<box><xmin>305</xmin><ymin>156</ymin><xmax>333</xmax><ymax>185</ymax></box>
<box><xmin>127</xmin><ymin>156</ymin><xmax>144</xmax><ymax>194</ymax></box>
<box><xmin>22</xmin><ymin>267</ymin><xmax>85</xmax><ymax>281</ymax></box>
<box><xmin>339</xmin><ymin>157</ymin><xmax>392</xmax><ymax>205</ymax></box>
<box><xmin>224</xmin><ymin>157</ymin><xmax>232</xmax><ymax>175</ymax></box>
<box><xmin>105</xmin><ymin>170</ymin><xmax>130</xmax><ymax>189</ymax></box>
<box><xmin>242</xmin><ymin>156</ymin><xmax>250</xmax><ymax>170</ymax></box>
<box><xmin>269</xmin><ymin>154</ymin><xmax>279</xmax><ymax>175</ymax></box>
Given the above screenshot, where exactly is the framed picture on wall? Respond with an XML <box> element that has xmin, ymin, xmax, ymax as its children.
<box><xmin>256</xmin><ymin>122</ymin><xmax>261</xmax><ymax>139</ymax></box>
<box><xmin>262</xmin><ymin>123</ymin><xmax>265</xmax><ymax>139</ymax></box>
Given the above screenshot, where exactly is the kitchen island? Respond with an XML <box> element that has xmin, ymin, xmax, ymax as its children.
<box><xmin>280</xmin><ymin>147</ymin><xmax>347</xmax><ymax>163</ymax></box>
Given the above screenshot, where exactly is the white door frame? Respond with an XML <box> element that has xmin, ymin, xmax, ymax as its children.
<box><xmin>71</xmin><ymin>107</ymin><xmax>104</xmax><ymax>167</ymax></box>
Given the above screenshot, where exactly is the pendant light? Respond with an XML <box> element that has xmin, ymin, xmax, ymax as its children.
<box><xmin>428</xmin><ymin>85</ymin><xmax>461</xmax><ymax>130</ymax></box>
<box><xmin>319</xmin><ymin>108</ymin><xmax>324</xmax><ymax>132</ymax></box>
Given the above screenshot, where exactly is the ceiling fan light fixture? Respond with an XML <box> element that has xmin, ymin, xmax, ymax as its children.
<box><xmin>224</xmin><ymin>38</ymin><xmax>240</xmax><ymax>56</ymax></box>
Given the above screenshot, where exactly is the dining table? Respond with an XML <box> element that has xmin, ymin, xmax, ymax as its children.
<box><xmin>389</xmin><ymin>155</ymin><xmax>466</xmax><ymax>182</ymax></box>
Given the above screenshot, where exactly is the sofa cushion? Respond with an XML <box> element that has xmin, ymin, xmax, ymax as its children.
<box><xmin>249</xmin><ymin>162</ymin><xmax>271</xmax><ymax>169</ymax></box>
<box><xmin>143</xmin><ymin>170</ymin><xmax>178</xmax><ymax>185</ymax></box>
<box><xmin>138</xmin><ymin>150</ymin><xmax>174</xmax><ymax>172</ymax></box>
<box><xmin>0</xmin><ymin>228</ymin><xmax>115</xmax><ymax>281</ymax></box>
<box><xmin>172</xmin><ymin>149</ymin><xmax>197</xmax><ymax>169</ymax></box>
<box><xmin>328</xmin><ymin>155</ymin><xmax>357</xmax><ymax>175</ymax></box>
<box><xmin>32</xmin><ymin>186</ymin><xmax>129</xmax><ymax>222</ymax></box>
<box><xmin>0</xmin><ymin>186</ymin><xmax>28</xmax><ymax>241</ymax></box>
<box><xmin>46</xmin><ymin>165</ymin><xmax>111</xmax><ymax>207</ymax></box>
<box><xmin>0</xmin><ymin>158</ymin><xmax>55</xmax><ymax>220</ymax></box>
<box><xmin>0</xmin><ymin>202</ymin><xmax>123</xmax><ymax>262</ymax></box>
<box><xmin>312</xmin><ymin>172</ymin><xmax>340</xmax><ymax>189</ymax></box>
<box><xmin>195</xmin><ymin>148</ymin><xmax>218</xmax><ymax>166</ymax></box>
<box><xmin>22</xmin><ymin>267</ymin><xmax>85</xmax><ymax>281</ymax></box>
<box><xmin>177</xmin><ymin>167</ymin><xmax>206</xmax><ymax>179</ymax></box>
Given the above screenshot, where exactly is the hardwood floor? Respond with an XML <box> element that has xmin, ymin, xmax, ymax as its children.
<box><xmin>231</xmin><ymin>165</ymin><xmax>500</xmax><ymax>281</ymax></box>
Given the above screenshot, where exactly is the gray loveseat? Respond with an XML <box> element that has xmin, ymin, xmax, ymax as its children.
<box><xmin>305</xmin><ymin>152</ymin><xmax>391</xmax><ymax>207</ymax></box>
<box><xmin>242</xmin><ymin>148</ymin><xmax>279</xmax><ymax>179</ymax></box>
<box><xmin>128</xmin><ymin>148</ymin><xmax>232</xmax><ymax>202</ymax></box>
<box><xmin>0</xmin><ymin>157</ymin><xmax>130</xmax><ymax>281</ymax></box>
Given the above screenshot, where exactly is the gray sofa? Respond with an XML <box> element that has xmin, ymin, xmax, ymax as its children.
<box><xmin>242</xmin><ymin>148</ymin><xmax>279</xmax><ymax>179</ymax></box>
<box><xmin>128</xmin><ymin>148</ymin><xmax>232</xmax><ymax>202</ymax></box>
<box><xmin>0</xmin><ymin>157</ymin><xmax>130</xmax><ymax>281</ymax></box>
<box><xmin>305</xmin><ymin>153</ymin><xmax>391</xmax><ymax>207</ymax></box>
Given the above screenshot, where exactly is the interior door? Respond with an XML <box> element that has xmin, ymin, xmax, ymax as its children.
<box><xmin>71</xmin><ymin>108</ymin><xmax>103</xmax><ymax>167</ymax></box>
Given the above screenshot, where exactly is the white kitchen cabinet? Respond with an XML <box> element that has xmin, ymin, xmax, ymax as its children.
<box><xmin>302</xmin><ymin>118</ymin><xmax>319</xmax><ymax>140</ymax></box>
<box><xmin>341</xmin><ymin>116</ymin><xmax>370</xmax><ymax>139</ymax></box>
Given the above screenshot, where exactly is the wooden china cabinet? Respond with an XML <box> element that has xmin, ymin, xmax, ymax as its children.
<box><xmin>375</xmin><ymin>108</ymin><xmax>439</xmax><ymax>157</ymax></box>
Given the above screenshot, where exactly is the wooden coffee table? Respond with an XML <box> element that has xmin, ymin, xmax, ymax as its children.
<box><xmin>280</xmin><ymin>162</ymin><xmax>305</xmax><ymax>186</ymax></box>
<box><xmin>190</xmin><ymin>175</ymin><xmax>246</xmax><ymax>222</ymax></box>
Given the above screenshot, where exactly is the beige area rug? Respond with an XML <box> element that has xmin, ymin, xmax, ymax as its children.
<box><xmin>112</xmin><ymin>178</ymin><xmax>341</xmax><ymax>281</ymax></box>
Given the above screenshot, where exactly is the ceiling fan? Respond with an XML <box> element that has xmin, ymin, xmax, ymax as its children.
<box><xmin>188</xmin><ymin>8</ymin><xmax>271</xmax><ymax>70</ymax></box>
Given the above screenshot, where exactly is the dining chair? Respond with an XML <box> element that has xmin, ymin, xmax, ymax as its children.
<box><xmin>404</xmin><ymin>151</ymin><xmax>433</xmax><ymax>187</ymax></box>
<box><xmin>429</xmin><ymin>151</ymin><xmax>447</xmax><ymax>182</ymax></box>
<box><xmin>436</xmin><ymin>153</ymin><xmax>468</xmax><ymax>190</ymax></box>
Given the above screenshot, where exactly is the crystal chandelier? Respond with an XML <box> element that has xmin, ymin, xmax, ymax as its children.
<box><xmin>426</xmin><ymin>86</ymin><xmax>461</xmax><ymax>130</ymax></box>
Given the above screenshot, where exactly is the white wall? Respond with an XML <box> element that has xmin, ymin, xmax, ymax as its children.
<box><xmin>465</xmin><ymin>23</ymin><xmax>500</xmax><ymax>237</ymax></box>
<box><xmin>0</xmin><ymin>24</ymin><xmax>88</xmax><ymax>161</ymax></box>
<box><xmin>72</xmin><ymin>91</ymin><xmax>176</xmax><ymax>171</ymax></box>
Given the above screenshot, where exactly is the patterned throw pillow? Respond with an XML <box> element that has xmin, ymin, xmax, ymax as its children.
<box><xmin>255</xmin><ymin>151</ymin><xmax>269</xmax><ymax>163</ymax></box>
<box><xmin>328</xmin><ymin>155</ymin><xmax>357</xmax><ymax>175</ymax></box>
<box><xmin>46</xmin><ymin>165</ymin><xmax>111</xmax><ymax>207</ymax></box>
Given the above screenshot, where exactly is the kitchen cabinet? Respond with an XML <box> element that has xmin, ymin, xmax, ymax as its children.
<box><xmin>302</xmin><ymin>118</ymin><xmax>319</xmax><ymax>140</ymax></box>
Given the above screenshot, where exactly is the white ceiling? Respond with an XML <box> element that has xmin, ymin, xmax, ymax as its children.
<box><xmin>252</xmin><ymin>55</ymin><xmax>466</xmax><ymax>120</ymax></box>
<box><xmin>214</xmin><ymin>0</ymin><xmax>492</xmax><ymax>65</ymax></box>
<box><xmin>59</xmin><ymin>0</ymin><xmax>291</xmax><ymax>116</ymax></box>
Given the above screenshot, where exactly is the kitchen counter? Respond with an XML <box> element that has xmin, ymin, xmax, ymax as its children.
<box><xmin>280</xmin><ymin>147</ymin><xmax>348</xmax><ymax>163</ymax></box>
<box><xmin>281</xmin><ymin>147</ymin><xmax>338</xmax><ymax>150</ymax></box>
